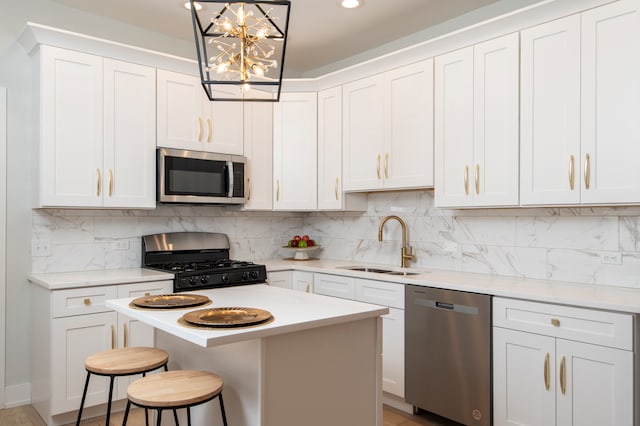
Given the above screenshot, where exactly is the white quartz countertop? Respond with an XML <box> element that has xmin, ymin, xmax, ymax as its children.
<box><xmin>106</xmin><ymin>284</ymin><xmax>388</xmax><ymax>348</ymax></box>
<box><xmin>28</xmin><ymin>268</ymin><xmax>174</xmax><ymax>290</ymax></box>
<box><xmin>263</xmin><ymin>259</ymin><xmax>640</xmax><ymax>314</ymax></box>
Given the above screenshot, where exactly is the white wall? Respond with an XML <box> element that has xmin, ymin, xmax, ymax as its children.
<box><xmin>1</xmin><ymin>86</ymin><xmax>7</xmax><ymax>408</ymax></box>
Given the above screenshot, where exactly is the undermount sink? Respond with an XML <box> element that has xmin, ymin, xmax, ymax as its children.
<box><xmin>339</xmin><ymin>266</ymin><xmax>424</xmax><ymax>276</ymax></box>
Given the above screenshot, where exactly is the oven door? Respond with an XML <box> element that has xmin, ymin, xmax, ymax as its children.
<box><xmin>157</xmin><ymin>148</ymin><xmax>245</xmax><ymax>204</ymax></box>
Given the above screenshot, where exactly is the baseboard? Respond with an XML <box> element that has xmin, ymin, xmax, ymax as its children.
<box><xmin>383</xmin><ymin>392</ymin><xmax>413</xmax><ymax>414</ymax></box>
<box><xmin>5</xmin><ymin>383</ymin><xmax>30</xmax><ymax>408</ymax></box>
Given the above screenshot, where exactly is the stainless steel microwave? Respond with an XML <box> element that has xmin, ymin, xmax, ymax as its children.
<box><xmin>157</xmin><ymin>148</ymin><xmax>246</xmax><ymax>205</ymax></box>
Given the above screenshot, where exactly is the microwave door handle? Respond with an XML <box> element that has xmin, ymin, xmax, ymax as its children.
<box><xmin>226</xmin><ymin>161</ymin><xmax>234</xmax><ymax>197</ymax></box>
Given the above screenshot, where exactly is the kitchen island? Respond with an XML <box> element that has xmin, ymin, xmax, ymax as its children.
<box><xmin>106</xmin><ymin>284</ymin><xmax>388</xmax><ymax>426</ymax></box>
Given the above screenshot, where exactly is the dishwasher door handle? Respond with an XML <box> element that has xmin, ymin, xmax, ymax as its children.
<box><xmin>435</xmin><ymin>301</ymin><xmax>454</xmax><ymax>310</ymax></box>
<box><xmin>414</xmin><ymin>297</ymin><xmax>479</xmax><ymax>315</ymax></box>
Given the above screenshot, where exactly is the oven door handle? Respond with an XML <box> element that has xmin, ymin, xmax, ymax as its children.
<box><xmin>226</xmin><ymin>161</ymin><xmax>234</xmax><ymax>197</ymax></box>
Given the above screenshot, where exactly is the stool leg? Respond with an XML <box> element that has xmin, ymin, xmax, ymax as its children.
<box><xmin>75</xmin><ymin>371</ymin><xmax>91</xmax><ymax>426</ymax></box>
<box><xmin>173</xmin><ymin>408</ymin><xmax>179</xmax><ymax>425</ymax></box>
<box><xmin>105</xmin><ymin>376</ymin><xmax>115</xmax><ymax>426</ymax></box>
<box><xmin>156</xmin><ymin>409</ymin><xmax>163</xmax><ymax>426</ymax></box>
<box><xmin>218</xmin><ymin>393</ymin><xmax>228</xmax><ymax>426</ymax></box>
<box><xmin>122</xmin><ymin>400</ymin><xmax>131</xmax><ymax>426</ymax></box>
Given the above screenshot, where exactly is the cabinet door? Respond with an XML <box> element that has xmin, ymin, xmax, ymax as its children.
<box><xmin>474</xmin><ymin>33</ymin><xmax>520</xmax><ymax>206</ymax></box>
<box><xmin>103</xmin><ymin>59</ymin><xmax>156</xmax><ymax>208</ymax></box>
<box><xmin>434</xmin><ymin>46</ymin><xmax>474</xmax><ymax>207</ymax></box>
<box><xmin>51</xmin><ymin>312</ymin><xmax>117</xmax><ymax>414</ymax></box>
<box><xmin>317</xmin><ymin>86</ymin><xmax>344</xmax><ymax>210</ymax></box>
<box><xmin>556</xmin><ymin>339</ymin><xmax>633</xmax><ymax>426</ymax></box>
<box><xmin>243</xmin><ymin>102</ymin><xmax>273</xmax><ymax>210</ymax></box>
<box><xmin>39</xmin><ymin>46</ymin><xmax>103</xmax><ymax>207</ymax></box>
<box><xmin>273</xmin><ymin>92</ymin><xmax>317</xmax><ymax>210</ymax></box>
<box><xmin>382</xmin><ymin>307</ymin><xmax>404</xmax><ymax>397</ymax></box>
<box><xmin>580</xmin><ymin>0</ymin><xmax>640</xmax><ymax>204</ymax></box>
<box><xmin>493</xmin><ymin>327</ymin><xmax>556</xmax><ymax>426</ymax></box>
<box><xmin>342</xmin><ymin>74</ymin><xmax>385</xmax><ymax>191</ymax></box>
<box><xmin>156</xmin><ymin>69</ymin><xmax>203</xmax><ymax>150</ymax></box>
<box><xmin>385</xmin><ymin>59</ymin><xmax>434</xmax><ymax>190</ymax></box>
<box><xmin>205</xmin><ymin>87</ymin><xmax>244</xmax><ymax>155</ymax></box>
<box><xmin>520</xmin><ymin>16</ymin><xmax>581</xmax><ymax>205</ymax></box>
<box><xmin>313</xmin><ymin>274</ymin><xmax>356</xmax><ymax>300</ymax></box>
<box><xmin>292</xmin><ymin>271</ymin><xmax>314</xmax><ymax>293</ymax></box>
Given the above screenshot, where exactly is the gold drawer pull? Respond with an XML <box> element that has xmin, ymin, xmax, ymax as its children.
<box><xmin>376</xmin><ymin>154</ymin><xmax>381</xmax><ymax>179</ymax></box>
<box><xmin>123</xmin><ymin>323</ymin><xmax>128</xmax><ymax>348</ymax></box>
<box><xmin>110</xmin><ymin>325</ymin><xmax>115</xmax><ymax>350</ymax></box>
<box><xmin>551</xmin><ymin>318</ymin><xmax>560</xmax><ymax>327</ymax></box>
<box><xmin>276</xmin><ymin>179</ymin><xmax>280</xmax><ymax>202</ymax></box>
<box><xmin>206</xmin><ymin>118</ymin><xmax>212</xmax><ymax>143</ymax></box>
<box><xmin>335</xmin><ymin>177</ymin><xmax>339</xmax><ymax>200</ymax></box>
<box><xmin>560</xmin><ymin>355</ymin><xmax>567</xmax><ymax>395</ymax></box>
<box><xmin>84</xmin><ymin>298</ymin><xmax>91</xmax><ymax>306</ymax></box>
<box><xmin>144</xmin><ymin>292</ymin><xmax>151</xmax><ymax>296</ymax></box>
<box><xmin>96</xmin><ymin>169</ymin><xmax>101</xmax><ymax>196</ymax></box>
<box><xmin>584</xmin><ymin>153</ymin><xmax>591</xmax><ymax>190</ymax></box>
<box><xmin>544</xmin><ymin>352</ymin><xmax>550</xmax><ymax>391</ymax></box>
<box><xmin>464</xmin><ymin>165</ymin><xmax>470</xmax><ymax>195</ymax></box>
<box><xmin>475</xmin><ymin>164</ymin><xmax>480</xmax><ymax>194</ymax></box>
<box><xmin>384</xmin><ymin>153</ymin><xmax>389</xmax><ymax>178</ymax></box>
<box><xmin>108</xmin><ymin>168</ymin><xmax>113</xmax><ymax>197</ymax></box>
<box><xmin>197</xmin><ymin>117</ymin><xmax>203</xmax><ymax>142</ymax></box>
<box><xmin>568</xmin><ymin>155</ymin><xmax>575</xmax><ymax>190</ymax></box>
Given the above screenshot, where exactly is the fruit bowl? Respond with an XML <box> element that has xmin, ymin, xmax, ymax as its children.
<box><xmin>281</xmin><ymin>245</ymin><xmax>322</xmax><ymax>260</ymax></box>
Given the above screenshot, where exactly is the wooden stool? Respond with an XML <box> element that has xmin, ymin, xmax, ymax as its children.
<box><xmin>76</xmin><ymin>347</ymin><xmax>170</xmax><ymax>426</ymax></box>
<box><xmin>123</xmin><ymin>370</ymin><xmax>228</xmax><ymax>426</ymax></box>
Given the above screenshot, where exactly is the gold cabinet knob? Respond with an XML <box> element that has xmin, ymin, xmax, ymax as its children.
<box><xmin>84</xmin><ymin>298</ymin><xmax>91</xmax><ymax>306</ymax></box>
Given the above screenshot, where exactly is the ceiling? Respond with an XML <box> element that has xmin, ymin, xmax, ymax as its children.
<box><xmin>47</xmin><ymin>0</ymin><xmax>513</xmax><ymax>77</ymax></box>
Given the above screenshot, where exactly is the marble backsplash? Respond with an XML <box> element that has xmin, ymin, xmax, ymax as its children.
<box><xmin>31</xmin><ymin>191</ymin><xmax>640</xmax><ymax>288</ymax></box>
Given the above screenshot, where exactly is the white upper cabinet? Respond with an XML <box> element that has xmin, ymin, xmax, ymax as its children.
<box><xmin>156</xmin><ymin>69</ymin><xmax>243</xmax><ymax>155</ymax></box>
<box><xmin>521</xmin><ymin>0</ymin><xmax>640</xmax><ymax>206</ymax></box>
<box><xmin>435</xmin><ymin>33</ymin><xmax>519</xmax><ymax>208</ymax></box>
<box><xmin>343</xmin><ymin>59</ymin><xmax>434</xmax><ymax>192</ymax></box>
<box><xmin>37</xmin><ymin>46</ymin><xmax>155</xmax><ymax>208</ymax></box>
<box><xmin>243</xmin><ymin>102</ymin><xmax>273</xmax><ymax>210</ymax></box>
<box><xmin>273</xmin><ymin>92</ymin><xmax>317</xmax><ymax>210</ymax></box>
<box><xmin>580</xmin><ymin>0</ymin><xmax>640</xmax><ymax>204</ymax></box>
<box><xmin>317</xmin><ymin>86</ymin><xmax>366</xmax><ymax>211</ymax></box>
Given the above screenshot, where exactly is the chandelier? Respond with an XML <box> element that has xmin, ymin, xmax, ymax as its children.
<box><xmin>190</xmin><ymin>0</ymin><xmax>291</xmax><ymax>102</ymax></box>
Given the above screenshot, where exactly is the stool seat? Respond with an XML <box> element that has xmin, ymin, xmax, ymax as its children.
<box><xmin>128</xmin><ymin>370</ymin><xmax>224</xmax><ymax>408</ymax></box>
<box><xmin>85</xmin><ymin>347</ymin><xmax>169</xmax><ymax>375</ymax></box>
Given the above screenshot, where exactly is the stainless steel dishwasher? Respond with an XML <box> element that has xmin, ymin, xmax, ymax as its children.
<box><xmin>405</xmin><ymin>284</ymin><xmax>492</xmax><ymax>426</ymax></box>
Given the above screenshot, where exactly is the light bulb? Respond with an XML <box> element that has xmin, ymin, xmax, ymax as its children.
<box><xmin>184</xmin><ymin>1</ymin><xmax>202</xmax><ymax>11</ymax></box>
<box><xmin>341</xmin><ymin>0</ymin><xmax>361</xmax><ymax>8</ymax></box>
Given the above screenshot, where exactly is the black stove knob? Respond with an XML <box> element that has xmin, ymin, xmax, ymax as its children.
<box><xmin>221</xmin><ymin>274</ymin><xmax>229</xmax><ymax>283</ymax></box>
<box><xmin>189</xmin><ymin>276</ymin><xmax>197</xmax><ymax>286</ymax></box>
<box><xmin>250</xmin><ymin>270</ymin><xmax>259</xmax><ymax>279</ymax></box>
<box><xmin>201</xmin><ymin>275</ymin><xmax>209</xmax><ymax>284</ymax></box>
<box><xmin>241</xmin><ymin>271</ymin><xmax>248</xmax><ymax>280</ymax></box>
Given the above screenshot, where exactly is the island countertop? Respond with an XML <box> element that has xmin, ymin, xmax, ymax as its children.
<box><xmin>106</xmin><ymin>283</ymin><xmax>388</xmax><ymax>348</ymax></box>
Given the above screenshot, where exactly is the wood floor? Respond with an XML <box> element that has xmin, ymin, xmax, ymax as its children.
<box><xmin>0</xmin><ymin>404</ymin><xmax>461</xmax><ymax>426</ymax></box>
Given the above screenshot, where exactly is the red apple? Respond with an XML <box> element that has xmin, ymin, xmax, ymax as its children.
<box><xmin>293</xmin><ymin>235</ymin><xmax>302</xmax><ymax>241</ymax></box>
<box><xmin>291</xmin><ymin>239</ymin><xmax>299</xmax><ymax>247</ymax></box>
<box><xmin>307</xmin><ymin>239</ymin><xmax>315</xmax><ymax>247</ymax></box>
<box><xmin>302</xmin><ymin>234</ymin><xmax>310</xmax><ymax>241</ymax></box>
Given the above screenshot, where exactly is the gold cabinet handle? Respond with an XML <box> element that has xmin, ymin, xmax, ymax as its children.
<box><xmin>551</xmin><ymin>318</ymin><xmax>560</xmax><ymax>327</ymax></box>
<box><xmin>197</xmin><ymin>117</ymin><xmax>203</xmax><ymax>142</ymax></box>
<box><xmin>110</xmin><ymin>325</ymin><xmax>115</xmax><ymax>350</ymax></box>
<box><xmin>464</xmin><ymin>165</ymin><xmax>470</xmax><ymax>195</ymax></box>
<box><xmin>376</xmin><ymin>154</ymin><xmax>381</xmax><ymax>179</ymax></box>
<box><xmin>544</xmin><ymin>352</ymin><xmax>550</xmax><ymax>391</ymax></box>
<box><xmin>84</xmin><ymin>298</ymin><xmax>91</xmax><ymax>306</ymax></box>
<box><xmin>335</xmin><ymin>177</ymin><xmax>339</xmax><ymax>201</ymax></box>
<box><xmin>96</xmin><ymin>169</ymin><xmax>101</xmax><ymax>196</ymax></box>
<box><xmin>384</xmin><ymin>153</ymin><xmax>389</xmax><ymax>178</ymax></box>
<box><xmin>569</xmin><ymin>155</ymin><xmax>575</xmax><ymax>190</ymax></box>
<box><xmin>247</xmin><ymin>178</ymin><xmax>252</xmax><ymax>201</ymax></box>
<box><xmin>276</xmin><ymin>179</ymin><xmax>280</xmax><ymax>202</ymax></box>
<box><xmin>475</xmin><ymin>164</ymin><xmax>480</xmax><ymax>194</ymax></box>
<box><xmin>108</xmin><ymin>168</ymin><xmax>113</xmax><ymax>197</ymax></box>
<box><xmin>560</xmin><ymin>355</ymin><xmax>567</xmax><ymax>395</ymax></box>
<box><xmin>584</xmin><ymin>153</ymin><xmax>591</xmax><ymax>190</ymax></box>
<box><xmin>206</xmin><ymin>118</ymin><xmax>212</xmax><ymax>143</ymax></box>
<box><xmin>306</xmin><ymin>283</ymin><xmax>311</xmax><ymax>293</ymax></box>
<box><xmin>123</xmin><ymin>323</ymin><xmax>128</xmax><ymax>348</ymax></box>
<box><xmin>144</xmin><ymin>292</ymin><xmax>150</xmax><ymax>296</ymax></box>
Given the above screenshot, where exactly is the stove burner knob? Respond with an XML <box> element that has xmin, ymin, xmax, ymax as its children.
<box><xmin>188</xmin><ymin>277</ymin><xmax>198</xmax><ymax>286</ymax></box>
<box><xmin>201</xmin><ymin>275</ymin><xmax>209</xmax><ymax>284</ymax></box>
<box><xmin>250</xmin><ymin>270</ymin><xmax>259</xmax><ymax>279</ymax></box>
<box><xmin>241</xmin><ymin>271</ymin><xmax>248</xmax><ymax>280</ymax></box>
<box><xmin>221</xmin><ymin>274</ymin><xmax>229</xmax><ymax>283</ymax></box>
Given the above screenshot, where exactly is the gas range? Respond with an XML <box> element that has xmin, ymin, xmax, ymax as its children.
<box><xmin>142</xmin><ymin>232</ymin><xmax>267</xmax><ymax>292</ymax></box>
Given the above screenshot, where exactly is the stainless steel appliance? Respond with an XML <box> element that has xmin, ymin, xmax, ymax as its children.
<box><xmin>142</xmin><ymin>232</ymin><xmax>267</xmax><ymax>292</ymax></box>
<box><xmin>157</xmin><ymin>147</ymin><xmax>246</xmax><ymax>205</ymax></box>
<box><xmin>405</xmin><ymin>285</ymin><xmax>492</xmax><ymax>426</ymax></box>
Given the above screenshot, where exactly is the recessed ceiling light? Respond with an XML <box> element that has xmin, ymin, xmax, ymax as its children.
<box><xmin>341</xmin><ymin>0</ymin><xmax>362</xmax><ymax>9</ymax></box>
<box><xmin>184</xmin><ymin>1</ymin><xmax>202</xmax><ymax>11</ymax></box>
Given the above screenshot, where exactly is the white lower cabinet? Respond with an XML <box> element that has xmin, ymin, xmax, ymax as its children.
<box><xmin>266</xmin><ymin>270</ymin><xmax>293</xmax><ymax>289</ymax></box>
<box><xmin>314</xmin><ymin>273</ymin><xmax>405</xmax><ymax>398</ymax></box>
<box><xmin>266</xmin><ymin>270</ymin><xmax>313</xmax><ymax>292</ymax></box>
<box><xmin>493</xmin><ymin>297</ymin><xmax>634</xmax><ymax>426</ymax></box>
<box><xmin>292</xmin><ymin>271</ymin><xmax>314</xmax><ymax>293</ymax></box>
<box><xmin>31</xmin><ymin>280</ymin><xmax>172</xmax><ymax>422</ymax></box>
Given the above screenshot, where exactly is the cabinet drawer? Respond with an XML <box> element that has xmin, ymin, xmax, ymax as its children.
<box><xmin>117</xmin><ymin>280</ymin><xmax>173</xmax><ymax>298</ymax></box>
<box><xmin>313</xmin><ymin>274</ymin><xmax>356</xmax><ymax>300</ymax></box>
<box><xmin>355</xmin><ymin>279</ymin><xmax>404</xmax><ymax>309</ymax></box>
<box><xmin>52</xmin><ymin>286</ymin><xmax>118</xmax><ymax>318</ymax></box>
<box><xmin>493</xmin><ymin>297</ymin><xmax>633</xmax><ymax>350</ymax></box>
